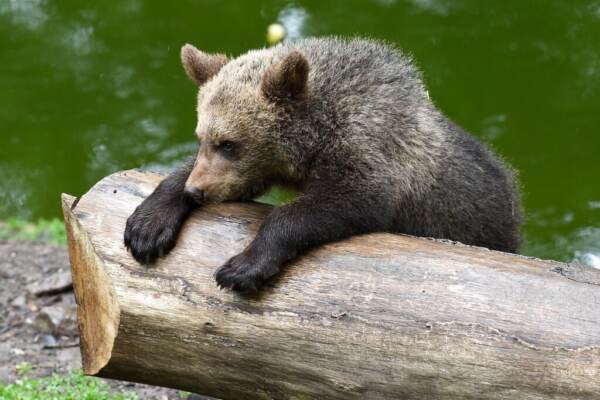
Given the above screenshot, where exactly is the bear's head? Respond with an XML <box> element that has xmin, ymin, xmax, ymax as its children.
<box><xmin>180</xmin><ymin>43</ymin><xmax>310</xmax><ymax>203</ymax></box>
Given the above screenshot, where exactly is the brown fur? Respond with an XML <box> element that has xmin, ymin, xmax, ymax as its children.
<box><xmin>180</xmin><ymin>44</ymin><xmax>228</xmax><ymax>87</ymax></box>
<box><xmin>261</xmin><ymin>51</ymin><xmax>309</xmax><ymax>100</ymax></box>
<box><xmin>125</xmin><ymin>37</ymin><xmax>523</xmax><ymax>293</ymax></box>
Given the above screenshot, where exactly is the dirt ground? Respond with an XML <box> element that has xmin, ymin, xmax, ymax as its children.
<box><xmin>0</xmin><ymin>239</ymin><xmax>208</xmax><ymax>399</ymax></box>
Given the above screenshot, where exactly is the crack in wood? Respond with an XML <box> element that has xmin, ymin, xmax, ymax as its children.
<box><xmin>552</xmin><ymin>264</ymin><xmax>600</xmax><ymax>287</ymax></box>
<box><xmin>435</xmin><ymin>320</ymin><xmax>600</xmax><ymax>353</ymax></box>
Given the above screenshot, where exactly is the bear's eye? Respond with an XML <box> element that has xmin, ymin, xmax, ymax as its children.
<box><xmin>217</xmin><ymin>140</ymin><xmax>236</xmax><ymax>153</ymax></box>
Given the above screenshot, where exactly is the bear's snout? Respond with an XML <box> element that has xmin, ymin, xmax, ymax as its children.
<box><xmin>184</xmin><ymin>185</ymin><xmax>206</xmax><ymax>204</ymax></box>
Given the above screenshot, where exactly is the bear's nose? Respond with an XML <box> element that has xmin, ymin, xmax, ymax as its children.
<box><xmin>184</xmin><ymin>186</ymin><xmax>205</xmax><ymax>203</ymax></box>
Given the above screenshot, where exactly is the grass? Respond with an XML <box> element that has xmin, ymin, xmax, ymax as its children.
<box><xmin>256</xmin><ymin>186</ymin><xmax>297</xmax><ymax>206</ymax></box>
<box><xmin>0</xmin><ymin>363</ymin><xmax>195</xmax><ymax>400</ymax></box>
<box><xmin>0</xmin><ymin>218</ymin><xmax>66</xmax><ymax>246</ymax></box>
<box><xmin>0</xmin><ymin>367</ymin><xmax>137</xmax><ymax>400</ymax></box>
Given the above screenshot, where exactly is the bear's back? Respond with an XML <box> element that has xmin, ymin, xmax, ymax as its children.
<box><xmin>288</xmin><ymin>38</ymin><xmax>425</xmax><ymax>100</ymax></box>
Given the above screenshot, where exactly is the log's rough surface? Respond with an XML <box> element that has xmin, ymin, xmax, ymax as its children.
<box><xmin>62</xmin><ymin>170</ymin><xmax>600</xmax><ymax>400</ymax></box>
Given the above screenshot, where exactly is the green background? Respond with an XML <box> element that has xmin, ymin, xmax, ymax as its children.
<box><xmin>1</xmin><ymin>0</ymin><xmax>598</xmax><ymax>265</ymax></box>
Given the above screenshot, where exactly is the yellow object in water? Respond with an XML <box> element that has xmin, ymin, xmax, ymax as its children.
<box><xmin>266</xmin><ymin>23</ymin><xmax>286</xmax><ymax>45</ymax></box>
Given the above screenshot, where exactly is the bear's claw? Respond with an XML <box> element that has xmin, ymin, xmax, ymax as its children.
<box><xmin>215</xmin><ymin>251</ymin><xmax>279</xmax><ymax>293</ymax></box>
<box><xmin>124</xmin><ymin>195</ymin><xmax>188</xmax><ymax>265</ymax></box>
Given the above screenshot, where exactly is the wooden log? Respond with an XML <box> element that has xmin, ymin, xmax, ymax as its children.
<box><xmin>61</xmin><ymin>170</ymin><xmax>600</xmax><ymax>400</ymax></box>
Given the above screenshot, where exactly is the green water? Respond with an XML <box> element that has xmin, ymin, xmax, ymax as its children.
<box><xmin>1</xmin><ymin>1</ymin><xmax>599</xmax><ymax>265</ymax></box>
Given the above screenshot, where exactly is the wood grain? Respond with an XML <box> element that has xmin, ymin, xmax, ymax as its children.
<box><xmin>62</xmin><ymin>170</ymin><xmax>600</xmax><ymax>400</ymax></box>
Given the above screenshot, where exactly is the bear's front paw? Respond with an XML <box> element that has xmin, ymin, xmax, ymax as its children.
<box><xmin>124</xmin><ymin>198</ymin><xmax>187</xmax><ymax>265</ymax></box>
<box><xmin>215</xmin><ymin>251</ymin><xmax>279</xmax><ymax>293</ymax></box>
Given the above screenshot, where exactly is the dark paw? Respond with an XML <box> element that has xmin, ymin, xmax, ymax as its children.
<box><xmin>215</xmin><ymin>251</ymin><xmax>279</xmax><ymax>293</ymax></box>
<box><xmin>124</xmin><ymin>197</ymin><xmax>188</xmax><ymax>265</ymax></box>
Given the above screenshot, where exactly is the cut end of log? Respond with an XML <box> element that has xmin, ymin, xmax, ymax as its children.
<box><xmin>61</xmin><ymin>193</ymin><xmax>120</xmax><ymax>375</ymax></box>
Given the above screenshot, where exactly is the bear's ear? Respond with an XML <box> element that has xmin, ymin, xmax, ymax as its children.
<box><xmin>180</xmin><ymin>44</ymin><xmax>228</xmax><ymax>86</ymax></box>
<box><xmin>261</xmin><ymin>50</ymin><xmax>309</xmax><ymax>101</ymax></box>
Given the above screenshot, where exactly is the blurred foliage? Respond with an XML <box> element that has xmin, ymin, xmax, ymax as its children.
<box><xmin>0</xmin><ymin>218</ymin><xmax>66</xmax><ymax>245</ymax></box>
<box><xmin>256</xmin><ymin>186</ymin><xmax>298</xmax><ymax>206</ymax></box>
<box><xmin>15</xmin><ymin>362</ymin><xmax>33</xmax><ymax>377</ymax></box>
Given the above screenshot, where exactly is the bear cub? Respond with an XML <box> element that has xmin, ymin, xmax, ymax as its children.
<box><xmin>124</xmin><ymin>37</ymin><xmax>522</xmax><ymax>293</ymax></box>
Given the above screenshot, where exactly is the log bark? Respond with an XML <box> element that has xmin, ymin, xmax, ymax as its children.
<box><xmin>61</xmin><ymin>170</ymin><xmax>600</xmax><ymax>400</ymax></box>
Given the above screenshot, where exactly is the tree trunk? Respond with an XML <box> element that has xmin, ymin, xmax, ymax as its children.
<box><xmin>61</xmin><ymin>170</ymin><xmax>600</xmax><ymax>400</ymax></box>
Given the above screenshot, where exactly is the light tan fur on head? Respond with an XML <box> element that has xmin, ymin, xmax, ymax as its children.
<box><xmin>182</xmin><ymin>44</ymin><xmax>296</xmax><ymax>202</ymax></box>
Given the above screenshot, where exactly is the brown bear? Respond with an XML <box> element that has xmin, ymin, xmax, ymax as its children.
<box><xmin>124</xmin><ymin>37</ymin><xmax>522</xmax><ymax>293</ymax></box>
